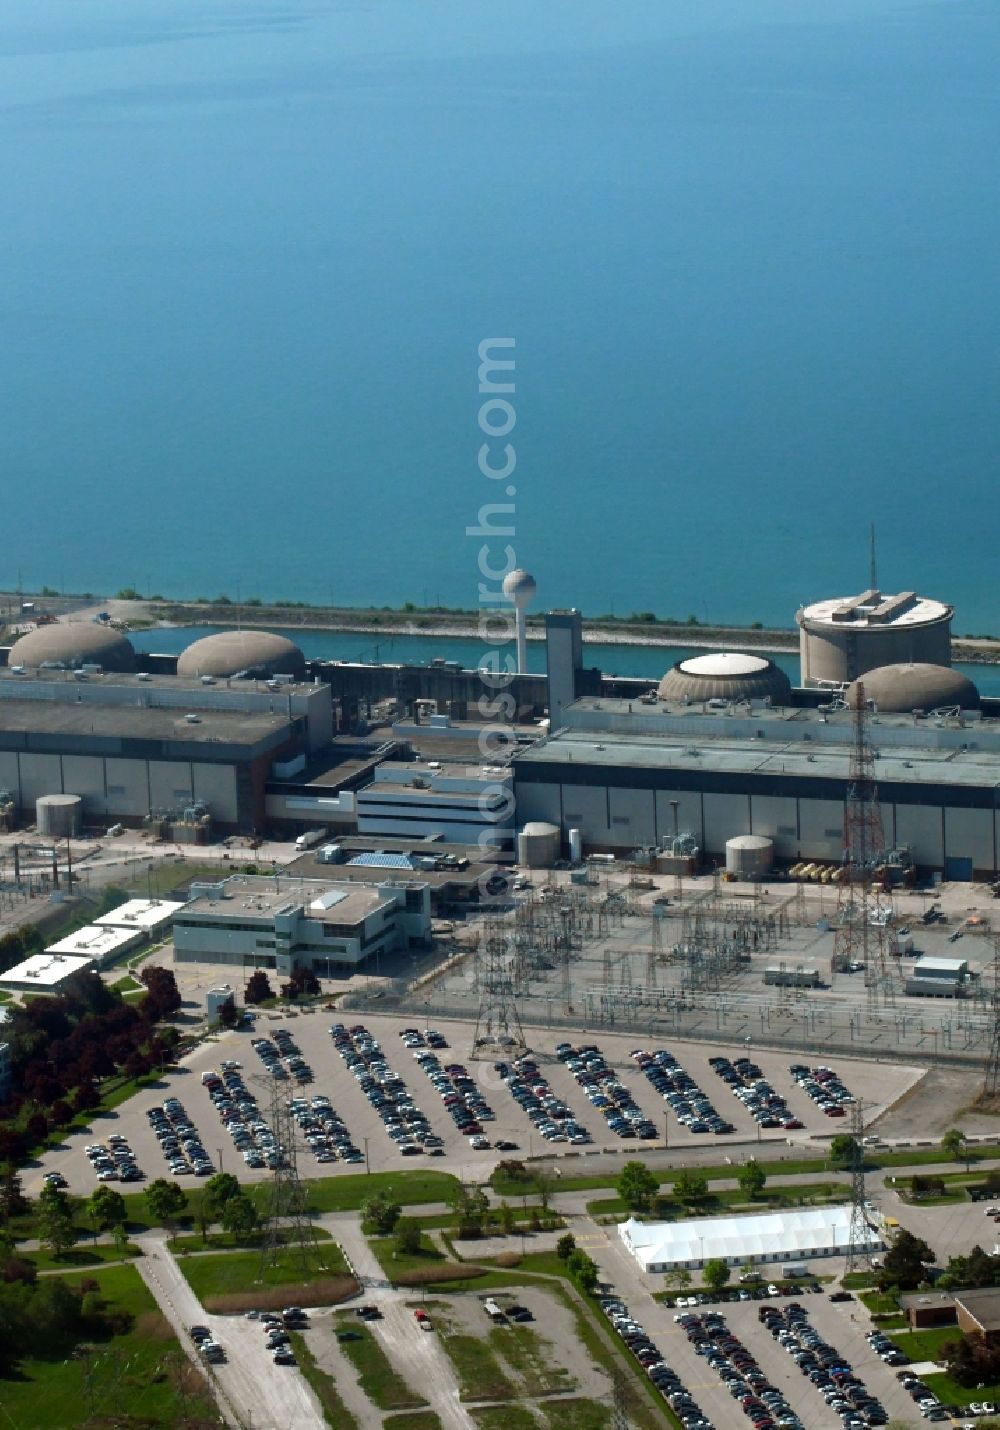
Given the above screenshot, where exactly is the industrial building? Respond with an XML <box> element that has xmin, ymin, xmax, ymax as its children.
<box><xmin>94</xmin><ymin>898</ymin><xmax>186</xmax><ymax>938</ymax></box>
<box><xmin>355</xmin><ymin>760</ymin><xmax>514</xmax><ymax>848</ymax></box>
<box><xmin>797</xmin><ymin>588</ymin><xmax>953</xmax><ymax>687</ymax></box>
<box><xmin>287</xmin><ymin>835</ymin><xmax>506</xmax><ymax>911</ymax></box>
<box><xmin>905</xmin><ymin>955</ymin><xmax>970</xmax><ymax>999</ymax></box>
<box><xmin>0</xmin><ymin>952</ymin><xmax>94</xmax><ymax>995</ymax></box>
<box><xmin>513</xmin><ymin>654</ymin><xmax>1000</xmax><ymax>874</ymax></box>
<box><xmin>618</xmin><ymin>1205</ymin><xmax>882</xmax><ymax>1274</ymax></box>
<box><xmin>172</xmin><ymin>874</ymin><xmax>431</xmax><ymax>974</ymax></box>
<box><xmin>45</xmin><ymin>924</ymin><xmax>145</xmax><ymax>967</ymax></box>
<box><xmin>0</xmin><ymin>633</ymin><xmax>331</xmax><ymax>832</ymax></box>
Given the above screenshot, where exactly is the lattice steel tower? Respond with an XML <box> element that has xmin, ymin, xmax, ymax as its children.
<box><xmin>471</xmin><ymin>930</ymin><xmax>527</xmax><ymax>1056</ymax></box>
<box><xmin>258</xmin><ymin>1079</ymin><xmax>322</xmax><ymax>1277</ymax></box>
<box><xmin>831</xmin><ymin>683</ymin><xmax>894</xmax><ymax>1010</ymax></box>
<box><xmin>983</xmin><ymin>937</ymin><xmax>1000</xmax><ymax>1101</ymax></box>
<box><xmin>845</xmin><ymin>1100</ymin><xmax>875</xmax><ymax>1274</ymax></box>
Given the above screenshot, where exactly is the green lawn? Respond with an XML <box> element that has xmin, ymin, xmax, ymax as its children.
<box><xmin>288</xmin><ymin>1331</ymin><xmax>358</xmax><ymax>1429</ymax></box>
<box><xmin>332</xmin><ymin>1315</ymin><xmax>426</xmax><ymax>1410</ymax></box>
<box><xmin>428</xmin><ymin>1305</ymin><xmax>517</xmax><ymax>1402</ymax></box>
<box><xmin>28</xmin><ymin>1240</ymin><xmax>142</xmax><ymax>1272</ymax></box>
<box><xmin>471</xmin><ymin>1406</ymin><xmax>540</xmax><ymax>1429</ymax></box>
<box><xmin>542</xmin><ymin>1400</ymin><xmax>614</xmax><ymax>1429</ymax></box>
<box><xmin>587</xmin><ymin>1180</ymin><xmax>846</xmax><ymax>1220</ymax></box>
<box><xmin>382</xmin><ymin>1414</ymin><xmax>443</xmax><ymax>1430</ymax></box>
<box><xmin>178</xmin><ymin>1241</ymin><xmax>352</xmax><ymax>1306</ymax></box>
<box><xmin>0</xmin><ymin>1263</ymin><xmax>216</xmax><ymax>1429</ymax></box>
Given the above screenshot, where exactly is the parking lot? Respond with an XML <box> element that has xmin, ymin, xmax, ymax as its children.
<box><xmin>27</xmin><ymin>1006</ymin><xmax>923</xmax><ymax>1198</ymax></box>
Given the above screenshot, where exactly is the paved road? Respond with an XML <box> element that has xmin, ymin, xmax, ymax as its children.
<box><xmin>331</xmin><ymin>1214</ymin><xmax>473</xmax><ymax>1430</ymax></box>
<box><xmin>136</xmin><ymin>1235</ymin><xmax>326</xmax><ymax>1430</ymax></box>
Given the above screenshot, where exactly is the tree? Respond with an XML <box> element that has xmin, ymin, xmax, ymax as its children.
<box><xmin>567</xmin><ymin>1249</ymin><xmax>599</xmax><ymax>1295</ymax></box>
<box><xmin>532</xmin><ymin>1169</ymin><xmax>556</xmax><ymax>1215</ymax></box>
<box><xmin>202</xmin><ymin>1172</ymin><xmax>241</xmax><ymax>1223</ymax></box>
<box><xmin>617</xmin><ymin>1160</ymin><xmax>659</xmax><ymax>1212</ymax></box>
<box><xmin>216</xmin><ymin>998</ymin><xmax>238</xmax><ymax>1029</ymax></box>
<box><xmin>829</xmin><ymin>1134</ymin><xmax>858</xmax><ymax>1166</ymax></box>
<box><xmin>738</xmin><ymin>1160</ymin><xmax>767</xmax><ymax>1200</ymax></box>
<box><xmin>674</xmin><ymin>1170</ymin><xmax>708</xmax><ymax>1203</ymax></box>
<box><xmin>244</xmin><ymin>970</ymin><xmax>274</xmax><ymax>1005</ymax></box>
<box><xmin>145</xmin><ymin>1178</ymin><xmax>187</xmax><ymax>1230</ymax></box>
<box><xmin>878</xmin><ymin>1228</ymin><xmax>935</xmax><ymax>1292</ymax></box>
<box><xmin>556</xmin><ymin>1233</ymin><xmax>577</xmax><ymax>1262</ymax></box>
<box><xmin>498</xmin><ymin>1201</ymin><xmax>515</xmax><ymax>1234</ymax></box>
<box><xmin>942</xmin><ymin>1126</ymin><xmax>972</xmax><ymax>1171</ymax></box>
<box><xmin>221</xmin><ymin>1193</ymin><xmax>258</xmax><ymax>1242</ymax></box>
<box><xmin>393</xmin><ymin>1217</ymin><xmax>422</xmax><ymax>1256</ymax></box>
<box><xmin>450</xmin><ymin>1182</ymin><xmax>490</xmax><ymax>1238</ymax></box>
<box><xmin>88</xmin><ymin>1186</ymin><xmax>126</xmax><ymax>1234</ymax></box>
<box><xmin>703</xmin><ymin>1258</ymin><xmax>731</xmax><ymax>1293</ymax></box>
<box><xmin>37</xmin><ymin>1185</ymin><xmax>76</xmax><ymax>1258</ymax></box>
<box><xmin>361</xmin><ymin>1190</ymin><xmax>402</xmax><ymax>1236</ymax></box>
<box><xmin>664</xmin><ymin>1266</ymin><xmax>692</xmax><ymax>1294</ymax></box>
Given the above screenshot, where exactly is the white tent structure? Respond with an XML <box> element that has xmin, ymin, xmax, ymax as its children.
<box><xmin>619</xmin><ymin>1204</ymin><xmax>882</xmax><ymax>1274</ymax></box>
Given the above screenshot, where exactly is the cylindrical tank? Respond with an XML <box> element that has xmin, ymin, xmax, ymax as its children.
<box><xmin>36</xmin><ymin>793</ymin><xmax>82</xmax><ymax>837</ymax></box>
<box><xmin>725</xmin><ymin>834</ymin><xmax>773</xmax><ymax>879</ymax></box>
<box><xmin>796</xmin><ymin>589</ymin><xmax>953</xmax><ymax>687</ymax></box>
<box><xmin>568</xmin><ymin>828</ymin><xmax>583</xmax><ymax>863</ymax></box>
<box><xmin>517</xmin><ymin>821</ymin><xmax>561</xmax><ymax>868</ymax></box>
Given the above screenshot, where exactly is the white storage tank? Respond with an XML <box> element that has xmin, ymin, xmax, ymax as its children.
<box><xmin>517</xmin><ymin>821</ymin><xmax>561</xmax><ymax>868</ymax></box>
<box><xmin>726</xmin><ymin>834</ymin><xmax>774</xmax><ymax>879</ymax></box>
<box><xmin>568</xmin><ymin>827</ymin><xmax>583</xmax><ymax>863</ymax></box>
<box><xmin>36</xmin><ymin>794</ymin><xmax>82</xmax><ymax>838</ymax></box>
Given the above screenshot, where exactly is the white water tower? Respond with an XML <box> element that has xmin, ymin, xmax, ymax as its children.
<box><xmin>502</xmin><ymin>568</ymin><xmax>537</xmax><ymax>675</ymax></box>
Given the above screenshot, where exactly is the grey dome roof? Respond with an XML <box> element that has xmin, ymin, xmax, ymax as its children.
<box><xmin>176</xmin><ymin>630</ymin><xmax>305</xmax><ymax>679</ymax></box>
<box><xmin>847</xmin><ymin>662</ymin><xmax>979</xmax><ymax>713</ymax></box>
<box><xmin>657</xmin><ymin>652</ymin><xmax>792</xmax><ymax>704</ymax></box>
<box><xmin>9</xmin><ymin>622</ymin><xmax>136</xmax><ymax>672</ymax></box>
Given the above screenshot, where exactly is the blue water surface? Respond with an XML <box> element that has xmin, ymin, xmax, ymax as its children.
<box><xmin>2</xmin><ymin>0</ymin><xmax>998</xmax><ymax>628</ymax></box>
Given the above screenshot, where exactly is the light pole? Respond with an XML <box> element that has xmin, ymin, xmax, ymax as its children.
<box><xmin>664</xmin><ymin>1112</ymin><xmax>669</xmax><ymax>1150</ymax></box>
<box><xmin>363</xmin><ymin>1137</ymin><xmax>370</xmax><ymax>1175</ymax></box>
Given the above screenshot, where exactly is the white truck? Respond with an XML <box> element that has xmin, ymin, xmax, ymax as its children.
<box><xmin>295</xmin><ymin>826</ymin><xmax>329</xmax><ymax>852</ymax></box>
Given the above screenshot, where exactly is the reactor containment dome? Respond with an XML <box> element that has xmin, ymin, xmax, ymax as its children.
<box><xmin>657</xmin><ymin>652</ymin><xmax>792</xmax><ymax>705</ymax></box>
<box><xmin>176</xmin><ymin>630</ymin><xmax>306</xmax><ymax>680</ymax></box>
<box><xmin>797</xmin><ymin>588</ymin><xmax>952</xmax><ymax>687</ymax></box>
<box><xmin>846</xmin><ymin>663</ymin><xmax>979</xmax><ymax>714</ymax></box>
<box><xmin>8</xmin><ymin>623</ymin><xmax>137</xmax><ymax>673</ymax></box>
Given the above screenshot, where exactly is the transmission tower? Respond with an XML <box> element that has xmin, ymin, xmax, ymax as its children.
<box><xmin>471</xmin><ymin>931</ymin><xmax>527</xmax><ymax>1055</ymax></box>
<box><xmin>831</xmin><ymin>683</ymin><xmax>894</xmax><ymax>1010</ymax></box>
<box><xmin>846</xmin><ymin>1100</ymin><xmax>875</xmax><ymax>1273</ymax></box>
<box><xmin>258</xmin><ymin>1079</ymin><xmax>321</xmax><ymax>1277</ymax></box>
<box><xmin>982</xmin><ymin>937</ymin><xmax>1000</xmax><ymax>1102</ymax></box>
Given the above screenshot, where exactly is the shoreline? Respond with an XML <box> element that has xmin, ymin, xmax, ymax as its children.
<box><xmin>4</xmin><ymin>592</ymin><xmax>1000</xmax><ymax>665</ymax></box>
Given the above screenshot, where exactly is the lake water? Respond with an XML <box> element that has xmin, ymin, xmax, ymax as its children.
<box><xmin>3</xmin><ymin>1</ymin><xmax>999</xmax><ymax>629</ymax></box>
<box><xmin>130</xmin><ymin>623</ymin><xmax>1000</xmax><ymax>698</ymax></box>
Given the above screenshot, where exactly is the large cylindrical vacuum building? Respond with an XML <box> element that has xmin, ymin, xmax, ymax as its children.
<box><xmin>796</xmin><ymin>589</ymin><xmax>953</xmax><ymax>687</ymax></box>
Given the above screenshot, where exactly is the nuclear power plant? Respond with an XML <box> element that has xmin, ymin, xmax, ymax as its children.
<box><xmin>1</xmin><ymin>579</ymin><xmax>1000</xmax><ymax>877</ymax></box>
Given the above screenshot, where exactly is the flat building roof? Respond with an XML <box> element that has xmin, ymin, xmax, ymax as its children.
<box><xmin>94</xmin><ymin>899</ymin><xmax>186</xmax><ymax>933</ymax></box>
<box><xmin>46</xmin><ymin>924</ymin><xmax>143</xmax><ymax>963</ymax></box>
<box><xmin>0</xmin><ymin>953</ymin><xmax>94</xmax><ymax>990</ymax></box>
<box><xmin>177</xmin><ymin>876</ymin><xmax>394</xmax><ymax>926</ymax></box>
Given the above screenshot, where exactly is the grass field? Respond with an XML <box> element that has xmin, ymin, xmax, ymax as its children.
<box><xmin>178</xmin><ymin>1243</ymin><xmax>357</xmax><ymax>1311</ymax></box>
<box><xmin>429</xmin><ymin>1306</ymin><xmax>517</xmax><ymax>1402</ymax></box>
<box><xmin>471</xmin><ymin>1405</ymin><xmax>539</xmax><ymax>1429</ymax></box>
<box><xmin>586</xmin><ymin>1180</ymin><xmax>847</xmax><ymax>1220</ymax></box>
<box><xmin>332</xmin><ymin>1315</ymin><xmax>426</xmax><ymax>1410</ymax></box>
<box><xmin>287</xmin><ymin>1331</ymin><xmax>358</xmax><ymax>1429</ymax></box>
<box><xmin>382</xmin><ymin>1413</ymin><xmax>443</xmax><ymax>1430</ymax></box>
<box><xmin>0</xmin><ymin>1263</ymin><xmax>216</xmax><ymax>1429</ymax></box>
<box><xmin>541</xmin><ymin>1400</ymin><xmax>614</xmax><ymax>1429</ymax></box>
